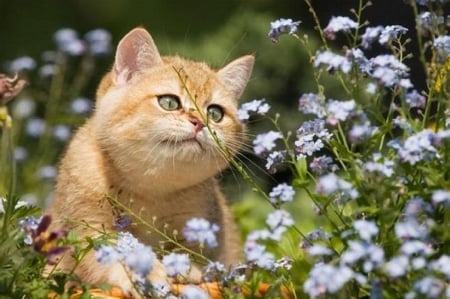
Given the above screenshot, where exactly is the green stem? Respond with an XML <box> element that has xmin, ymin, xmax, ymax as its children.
<box><xmin>7</xmin><ymin>123</ymin><xmax>16</xmax><ymax>196</ymax></box>
<box><xmin>303</xmin><ymin>0</ymin><xmax>328</xmax><ymax>49</ymax></box>
<box><xmin>108</xmin><ymin>196</ymin><xmax>210</xmax><ymax>264</ymax></box>
<box><xmin>38</xmin><ymin>56</ymin><xmax>67</xmax><ymax>163</ymax></box>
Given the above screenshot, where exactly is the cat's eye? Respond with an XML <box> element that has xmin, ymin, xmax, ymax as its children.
<box><xmin>158</xmin><ymin>95</ymin><xmax>181</xmax><ymax>111</ymax></box>
<box><xmin>207</xmin><ymin>105</ymin><xmax>224</xmax><ymax>122</ymax></box>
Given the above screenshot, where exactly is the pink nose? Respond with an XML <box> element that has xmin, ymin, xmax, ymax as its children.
<box><xmin>190</xmin><ymin>118</ymin><xmax>204</xmax><ymax>133</ymax></box>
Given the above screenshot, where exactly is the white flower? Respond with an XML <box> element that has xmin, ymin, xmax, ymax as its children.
<box><xmin>353</xmin><ymin>220</ymin><xmax>379</xmax><ymax>241</ymax></box>
<box><xmin>162</xmin><ymin>253</ymin><xmax>191</xmax><ymax>276</ymax></box>
<box><xmin>183</xmin><ymin>218</ymin><xmax>220</xmax><ymax>248</ymax></box>
<box><xmin>253</xmin><ymin>131</ymin><xmax>283</xmax><ymax>156</ymax></box>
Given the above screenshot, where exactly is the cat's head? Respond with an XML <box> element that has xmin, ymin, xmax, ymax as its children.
<box><xmin>93</xmin><ymin>28</ymin><xmax>254</xmax><ymax>188</ymax></box>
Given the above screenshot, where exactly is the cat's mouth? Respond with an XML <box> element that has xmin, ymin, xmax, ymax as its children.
<box><xmin>161</xmin><ymin>137</ymin><xmax>205</xmax><ymax>151</ymax></box>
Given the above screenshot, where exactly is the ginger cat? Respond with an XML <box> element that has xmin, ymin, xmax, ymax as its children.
<box><xmin>47</xmin><ymin>27</ymin><xmax>254</xmax><ymax>297</ymax></box>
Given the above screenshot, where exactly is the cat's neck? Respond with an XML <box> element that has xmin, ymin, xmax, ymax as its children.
<box><xmin>99</xmin><ymin>140</ymin><xmax>215</xmax><ymax>197</ymax></box>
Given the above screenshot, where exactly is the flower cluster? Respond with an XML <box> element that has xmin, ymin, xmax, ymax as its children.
<box><xmin>237</xmin><ymin>98</ymin><xmax>270</xmax><ymax>122</ymax></box>
<box><xmin>96</xmin><ymin>232</ymin><xmax>156</xmax><ymax>277</ymax></box>
<box><xmin>235</xmin><ymin>1</ymin><xmax>450</xmax><ymax>297</ymax></box>
<box><xmin>183</xmin><ymin>218</ymin><xmax>220</xmax><ymax>248</ymax></box>
<box><xmin>268</xmin><ymin>18</ymin><xmax>301</xmax><ymax>43</ymax></box>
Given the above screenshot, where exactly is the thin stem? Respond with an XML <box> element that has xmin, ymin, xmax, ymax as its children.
<box><xmin>108</xmin><ymin>195</ymin><xmax>210</xmax><ymax>264</ymax></box>
<box><xmin>7</xmin><ymin>124</ymin><xmax>16</xmax><ymax>196</ymax></box>
<box><xmin>303</xmin><ymin>0</ymin><xmax>328</xmax><ymax>49</ymax></box>
<box><xmin>38</xmin><ymin>54</ymin><xmax>67</xmax><ymax>164</ymax></box>
<box><xmin>410</xmin><ymin>0</ymin><xmax>429</xmax><ymax>82</ymax></box>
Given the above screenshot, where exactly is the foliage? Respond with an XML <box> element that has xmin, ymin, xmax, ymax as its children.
<box><xmin>3</xmin><ymin>0</ymin><xmax>450</xmax><ymax>298</ymax></box>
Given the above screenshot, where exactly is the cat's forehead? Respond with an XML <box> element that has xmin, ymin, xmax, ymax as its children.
<box><xmin>141</xmin><ymin>57</ymin><xmax>224</xmax><ymax>101</ymax></box>
<box><xmin>164</xmin><ymin>57</ymin><xmax>216</xmax><ymax>90</ymax></box>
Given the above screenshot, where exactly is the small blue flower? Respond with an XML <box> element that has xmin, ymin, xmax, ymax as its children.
<box><xmin>244</xmin><ymin>240</ymin><xmax>275</xmax><ymax>269</ymax></box>
<box><xmin>268</xmin><ymin>18</ymin><xmax>301</xmax><ymax>43</ymax></box>
<box><xmin>12</xmin><ymin>98</ymin><xmax>36</xmax><ymax>119</ymax></box>
<box><xmin>162</xmin><ymin>253</ymin><xmax>191</xmax><ymax>276</ymax></box>
<box><xmin>269</xmin><ymin>183</ymin><xmax>295</xmax><ymax>206</ymax></box>
<box><xmin>180</xmin><ymin>285</ymin><xmax>210</xmax><ymax>299</ymax></box>
<box><xmin>326</xmin><ymin>99</ymin><xmax>356</xmax><ymax>125</ymax></box>
<box><xmin>95</xmin><ymin>245</ymin><xmax>121</xmax><ymax>266</ymax></box>
<box><xmin>54</xmin><ymin>28</ymin><xmax>85</xmax><ymax>56</ymax></box>
<box><xmin>26</xmin><ymin>117</ymin><xmax>46</xmax><ymax>137</ymax></box>
<box><xmin>116</xmin><ymin>231</ymin><xmax>142</xmax><ymax>255</ymax></box>
<box><xmin>114</xmin><ymin>215</ymin><xmax>132</xmax><ymax>230</ymax></box>
<box><xmin>432</xmin><ymin>189</ymin><xmax>450</xmax><ymax>205</ymax></box>
<box><xmin>405</xmin><ymin>90</ymin><xmax>426</xmax><ymax>109</ymax></box>
<box><xmin>309</xmin><ymin>155</ymin><xmax>338</xmax><ymax>175</ymax></box>
<box><xmin>346</xmin><ymin>48</ymin><xmax>371</xmax><ymax>73</ymax></box>
<box><xmin>353</xmin><ymin>220</ymin><xmax>379</xmax><ymax>241</ymax></box>
<box><xmin>307</xmin><ymin>244</ymin><xmax>333</xmax><ymax>257</ymax></box>
<box><xmin>14</xmin><ymin>147</ymin><xmax>28</xmax><ymax>163</ymax></box>
<box><xmin>298</xmin><ymin>93</ymin><xmax>326</xmax><ymax>118</ymax></box>
<box><xmin>316</xmin><ymin>173</ymin><xmax>359</xmax><ymax>203</ymax></box>
<box><xmin>369</xmin><ymin>54</ymin><xmax>409</xmax><ymax>87</ymax></box>
<box><xmin>8</xmin><ymin>56</ymin><xmax>36</xmax><ymax>73</ymax></box>
<box><xmin>434</xmin><ymin>35</ymin><xmax>450</xmax><ymax>62</ymax></box>
<box><xmin>430</xmin><ymin>255</ymin><xmax>450</xmax><ymax>277</ymax></box>
<box><xmin>349</xmin><ymin>121</ymin><xmax>376</xmax><ymax>144</ymax></box>
<box><xmin>183</xmin><ymin>218</ymin><xmax>220</xmax><ymax>248</ymax></box>
<box><xmin>363</xmin><ymin>153</ymin><xmax>395</xmax><ymax>177</ymax></box>
<box><xmin>37</xmin><ymin>166</ymin><xmax>58</xmax><ymax>180</ymax></box>
<box><xmin>274</xmin><ymin>257</ymin><xmax>293</xmax><ymax>270</ymax></box>
<box><xmin>70</xmin><ymin>97</ymin><xmax>92</xmax><ymax>115</ymax></box>
<box><xmin>396</xmin><ymin>129</ymin><xmax>438</xmax><ymax>165</ymax></box>
<box><xmin>84</xmin><ymin>29</ymin><xmax>112</xmax><ymax>57</ymax></box>
<box><xmin>418</xmin><ymin>12</ymin><xmax>444</xmax><ymax>35</ymax></box>
<box><xmin>413</xmin><ymin>276</ymin><xmax>445</xmax><ymax>299</ymax></box>
<box><xmin>340</xmin><ymin>241</ymin><xmax>384</xmax><ymax>272</ymax></box>
<box><xmin>297</xmin><ymin>119</ymin><xmax>330</xmax><ymax>138</ymax></box>
<box><xmin>296</xmin><ymin>136</ymin><xmax>325</xmax><ymax>158</ymax></box>
<box><xmin>400</xmin><ymin>240</ymin><xmax>433</xmax><ymax>257</ymax></box>
<box><xmin>266</xmin><ymin>209</ymin><xmax>294</xmax><ymax>231</ymax></box>
<box><xmin>95</xmin><ymin>232</ymin><xmax>156</xmax><ymax>278</ymax></box>
<box><xmin>39</xmin><ymin>64</ymin><xmax>58</xmax><ymax>78</ymax></box>
<box><xmin>361</xmin><ymin>25</ymin><xmax>408</xmax><ymax>48</ymax></box>
<box><xmin>304</xmin><ymin>264</ymin><xmax>354</xmax><ymax>296</ymax></box>
<box><xmin>237</xmin><ymin>99</ymin><xmax>270</xmax><ymax>122</ymax></box>
<box><xmin>324</xmin><ymin>16</ymin><xmax>358</xmax><ymax>40</ymax></box>
<box><xmin>151</xmin><ymin>281</ymin><xmax>171</xmax><ymax>298</ymax></box>
<box><xmin>378</xmin><ymin>25</ymin><xmax>408</xmax><ymax>45</ymax></box>
<box><xmin>395</xmin><ymin>218</ymin><xmax>429</xmax><ymax>240</ymax></box>
<box><xmin>307</xmin><ymin>229</ymin><xmax>329</xmax><ymax>248</ymax></box>
<box><xmin>404</xmin><ymin>197</ymin><xmax>433</xmax><ymax>217</ymax></box>
<box><xmin>203</xmin><ymin>261</ymin><xmax>226</xmax><ymax>282</ymax></box>
<box><xmin>361</xmin><ymin>26</ymin><xmax>384</xmax><ymax>49</ymax></box>
<box><xmin>265</xmin><ymin>150</ymin><xmax>286</xmax><ymax>174</ymax></box>
<box><xmin>253</xmin><ymin>131</ymin><xmax>283</xmax><ymax>156</ymax></box>
<box><xmin>384</xmin><ymin>255</ymin><xmax>409</xmax><ymax>278</ymax></box>
<box><xmin>295</xmin><ymin>119</ymin><xmax>332</xmax><ymax>159</ymax></box>
<box><xmin>53</xmin><ymin>124</ymin><xmax>72</xmax><ymax>141</ymax></box>
<box><xmin>314</xmin><ymin>50</ymin><xmax>352</xmax><ymax>74</ymax></box>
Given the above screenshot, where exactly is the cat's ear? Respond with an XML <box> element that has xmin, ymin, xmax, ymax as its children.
<box><xmin>217</xmin><ymin>55</ymin><xmax>255</xmax><ymax>100</ymax></box>
<box><xmin>113</xmin><ymin>27</ymin><xmax>163</xmax><ymax>85</ymax></box>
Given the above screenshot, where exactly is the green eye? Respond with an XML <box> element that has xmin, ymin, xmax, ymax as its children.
<box><xmin>158</xmin><ymin>95</ymin><xmax>181</xmax><ymax>111</ymax></box>
<box><xmin>207</xmin><ymin>105</ymin><xmax>224</xmax><ymax>122</ymax></box>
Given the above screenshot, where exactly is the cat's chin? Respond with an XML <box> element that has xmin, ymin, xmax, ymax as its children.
<box><xmin>160</xmin><ymin>137</ymin><xmax>205</xmax><ymax>151</ymax></box>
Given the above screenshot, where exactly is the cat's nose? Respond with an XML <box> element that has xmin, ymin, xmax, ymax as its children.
<box><xmin>190</xmin><ymin>118</ymin><xmax>204</xmax><ymax>133</ymax></box>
